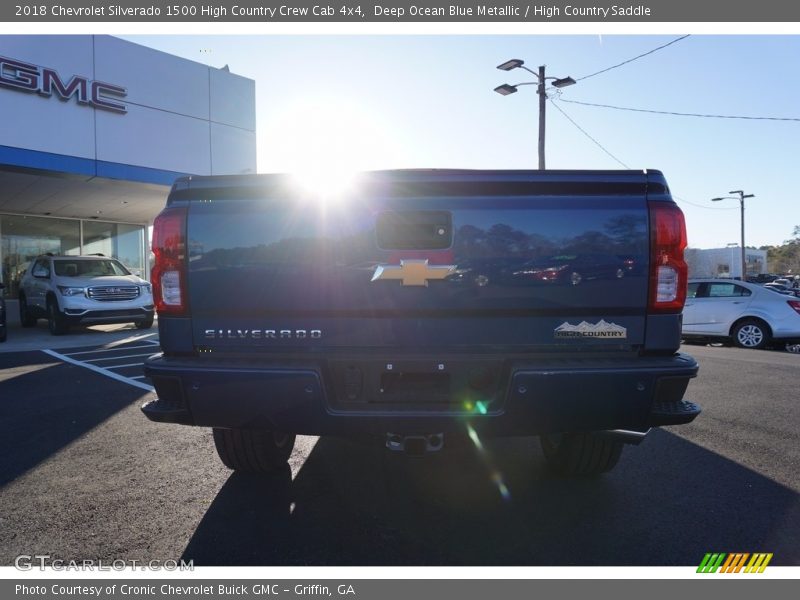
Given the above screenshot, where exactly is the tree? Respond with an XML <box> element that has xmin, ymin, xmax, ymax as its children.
<box><xmin>765</xmin><ymin>225</ymin><xmax>800</xmax><ymax>274</ymax></box>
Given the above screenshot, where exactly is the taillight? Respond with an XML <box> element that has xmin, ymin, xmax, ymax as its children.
<box><xmin>788</xmin><ymin>300</ymin><xmax>800</xmax><ymax>316</ymax></box>
<box><xmin>648</xmin><ymin>202</ymin><xmax>688</xmax><ymax>313</ymax></box>
<box><xmin>151</xmin><ymin>205</ymin><xmax>188</xmax><ymax>316</ymax></box>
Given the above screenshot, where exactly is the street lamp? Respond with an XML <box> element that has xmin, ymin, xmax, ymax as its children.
<box><xmin>493</xmin><ymin>58</ymin><xmax>576</xmax><ymax>170</ymax></box>
<box><xmin>712</xmin><ymin>190</ymin><xmax>755</xmax><ymax>280</ymax></box>
<box><xmin>725</xmin><ymin>242</ymin><xmax>738</xmax><ymax>278</ymax></box>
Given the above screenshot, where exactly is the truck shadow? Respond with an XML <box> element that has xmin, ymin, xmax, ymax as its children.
<box><xmin>182</xmin><ymin>429</ymin><xmax>799</xmax><ymax>566</ymax></box>
<box><xmin>0</xmin><ymin>352</ymin><xmax>142</xmax><ymax>486</ymax></box>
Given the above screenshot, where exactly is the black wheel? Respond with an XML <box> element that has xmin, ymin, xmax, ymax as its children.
<box><xmin>540</xmin><ymin>431</ymin><xmax>623</xmax><ymax>476</ymax></box>
<box><xmin>212</xmin><ymin>428</ymin><xmax>295</xmax><ymax>473</ymax></box>
<box><xmin>136</xmin><ymin>317</ymin><xmax>154</xmax><ymax>330</ymax></box>
<box><xmin>0</xmin><ymin>325</ymin><xmax>6</xmax><ymax>343</ymax></box>
<box><xmin>46</xmin><ymin>298</ymin><xmax>69</xmax><ymax>336</ymax></box>
<box><xmin>19</xmin><ymin>295</ymin><xmax>36</xmax><ymax>327</ymax></box>
<box><xmin>732</xmin><ymin>319</ymin><xmax>771</xmax><ymax>350</ymax></box>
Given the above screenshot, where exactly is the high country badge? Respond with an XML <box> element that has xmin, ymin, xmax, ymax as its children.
<box><xmin>554</xmin><ymin>320</ymin><xmax>627</xmax><ymax>339</ymax></box>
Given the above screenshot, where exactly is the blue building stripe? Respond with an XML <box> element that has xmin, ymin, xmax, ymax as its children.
<box><xmin>0</xmin><ymin>145</ymin><xmax>96</xmax><ymax>178</ymax></box>
<box><xmin>96</xmin><ymin>161</ymin><xmax>186</xmax><ymax>186</ymax></box>
<box><xmin>0</xmin><ymin>144</ymin><xmax>188</xmax><ymax>186</ymax></box>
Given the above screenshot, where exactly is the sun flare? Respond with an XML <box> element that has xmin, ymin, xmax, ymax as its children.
<box><xmin>262</xmin><ymin>96</ymin><xmax>399</xmax><ymax>201</ymax></box>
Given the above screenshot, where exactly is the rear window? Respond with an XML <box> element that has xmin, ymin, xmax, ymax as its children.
<box><xmin>707</xmin><ymin>283</ymin><xmax>751</xmax><ymax>298</ymax></box>
<box><xmin>54</xmin><ymin>259</ymin><xmax>130</xmax><ymax>277</ymax></box>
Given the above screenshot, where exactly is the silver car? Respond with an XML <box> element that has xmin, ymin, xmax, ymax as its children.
<box><xmin>682</xmin><ymin>279</ymin><xmax>800</xmax><ymax>349</ymax></box>
<box><xmin>19</xmin><ymin>254</ymin><xmax>154</xmax><ymax>335</ymax></box>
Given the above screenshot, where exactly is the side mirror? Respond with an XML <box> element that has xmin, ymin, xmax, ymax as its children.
<box><xmin>32</xmin><ymin>267</ymin><xmax>49</xmax><ymax>278</ymax></box>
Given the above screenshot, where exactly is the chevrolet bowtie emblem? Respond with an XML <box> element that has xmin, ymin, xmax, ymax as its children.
<box><xmin>371</xmin><ymin>260</ymin><xmax>456</xmax><ymax>287</ymax></box>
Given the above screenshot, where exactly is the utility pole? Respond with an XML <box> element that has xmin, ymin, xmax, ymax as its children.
<box><xmin>712</xmin><ymin>190</ymin><xmax>755</xmax><ymax>279</ymax></box>
<box><xmin>494</xmin><ymin>59</ymin><xmax>576</xmax><ymax>171</ymax></box>
<box><xmin>739</xmin><ymin>194</ymin><xmax>746</xmax><ymax>279</ymax></box>
<box><xmin>538</xmin><ymin>65</ymin><xmax>546</xmax><ymax>170</ymax></box>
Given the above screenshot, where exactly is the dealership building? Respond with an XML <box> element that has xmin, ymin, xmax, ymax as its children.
<box><xmin>0</xmin><ymin>35</ymin><xmax>256</xmax><ymax>299</ymax></box>
<box><xmin>685</xmin><ymin>246</ymin><xmax>767</xmax><ymax>279</ymax></box>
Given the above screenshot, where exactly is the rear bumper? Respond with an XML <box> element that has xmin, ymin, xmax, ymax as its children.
<box><xmin>142</xmin><ymin>352</ymin><xmax>699</xmax><ymax>436</ymax></box>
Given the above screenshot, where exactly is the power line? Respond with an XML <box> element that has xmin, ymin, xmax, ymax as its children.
<box><xmin>673</xmin><ymin>196</ymin><xmax>739</xmax><ymax>210</ymax></box>
<box><xmin>577</xmin><ymin>35</ymin><xmax>691</xmax><ymax>82</ymax></box>
<box><xmin>559</xmin><ymin>98</ymin><xmax>800</xmax><ymax>122</ymax></box>
<box><xmin>550</xmin><ymin>99</ymin><xmax>742</xmax><ymax>211</ymax></box>
<box><xmin>548</xmin><ymin>99</ymin><xmax>630</xmax><ymax>168</ymax></box>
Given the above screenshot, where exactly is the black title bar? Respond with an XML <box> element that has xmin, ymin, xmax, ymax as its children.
<box><xmin>3</xmin><ymin>1</ymin><xmax>799</xmax><ymax>22</ymax></box>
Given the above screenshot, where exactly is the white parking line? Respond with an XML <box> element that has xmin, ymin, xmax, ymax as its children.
<box><xmin>63</xmin><ymin>344</ymin><xmax>159</xmax><ymax>357</ymax></box>
<box><xmin>42</xmin><ymin>349</ymin><xmax>155</xmax><ymax>393</ymax></box>
<box><xmin>84</xmin><ymin>352</ymin><xmax>158</xmax><ymax>363</ymax></box>
<box><xmin>106</xmin><ymin>362</ymin><xmax>149</xmax><ymax>369</ymax></box>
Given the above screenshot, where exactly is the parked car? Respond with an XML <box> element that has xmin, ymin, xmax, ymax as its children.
<box><xmin>18</xmin><ymin>254</ymin><xmax>154</xmax><ymax>335</ymax></box>
<box><xmin>747</xmin><ymin>273</ymin><xmax>779</xmax><ymax>284</ymax></box>
<box><xmin>0</xmin><ymin>282</ymin><xmax>6</xmax><ymax>343</ymax></box>
<box><xmin>683</xmin><ymin>279</ymin><xmax>800</xmax><ymax>349</ymax></box>
<box><xmin>509</xmin><ymin>254</ymin><xmax>628</xmax><ymax>286</ymax></box>
<box><xmin>763</xmin><ymin>282</ymin><xmax>799</xmax><ymax>296</ymax></box>
<box><xmin>445</xmin><ymin>254</ymin><xmax>630</xmax><ymax>288</ymax></box>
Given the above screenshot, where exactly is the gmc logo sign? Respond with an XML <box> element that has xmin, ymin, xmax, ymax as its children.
<box><xmin>0</xmin><ymin>55</ymin><xmax>127</xmax><ymax>114</ymax></box>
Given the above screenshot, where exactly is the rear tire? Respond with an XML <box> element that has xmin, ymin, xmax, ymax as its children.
<box><xmin>540</xmin><ymin>432</ymin><xmax>623</xmax><ymax>476</ymax></box>
<box><xmin>46</xmin><ymin>298</ymin><xmax>69</xmax><ymax>336</ymax></box>
<box><xmin>19</xmin><ymin>295</ymin><xmax>36</xmax><ymax>327</ymax></box>
<box><xmin>212</xmin><ymin>428</ymin><xmax>295</xmax><ymax>473</ymax></box>
<box><xmin>732</xmin><ymin>319</ymin><xmax>770</xmax><ymax>350</ymax></box>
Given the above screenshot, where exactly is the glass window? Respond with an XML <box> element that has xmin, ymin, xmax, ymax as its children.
<box><xmin>82</xmin><ymin>221</ymin><xmax>146</xmax><ymax>278</ymax></box>
<box><xmin>1</xmin><ymin>215</ymin><xmax>80</xmax><ymax>298</ymax></box>
<box><xmin>32</xmin><ymin>258</ymin><xmax>51</xmax><ymax>278</ymax></box>
<box><xmin>53</xmin><ymin>258</ymin><xmax>130</xmax><ymax>277</ymax></box>
<box><xmin>687</xmin><ymin>283</ymin><xmax>700</xmax><ymax>299</ymax></box>
<box><xmin>707</xmin><ymin>283</ymin><xmax>752</xmax><ymax>298</ymax></box>
<box><xmin>1</xmin><ymin>215</ymin><xmax>145</xmax><ymax>298</ymax></box>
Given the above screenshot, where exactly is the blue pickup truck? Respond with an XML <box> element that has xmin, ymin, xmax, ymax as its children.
<box><xmin>142</xmin><ymin>169</ymin><xmax>700</xmax><ymax>476</ymax></box>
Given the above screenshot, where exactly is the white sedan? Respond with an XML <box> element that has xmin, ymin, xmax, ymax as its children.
<box><xmin>682</xmin><ymin>279</ymin><xmax>800</xmax><ymax>349</ymax></box>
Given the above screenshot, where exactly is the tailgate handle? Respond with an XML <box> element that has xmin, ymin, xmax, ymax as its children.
<box><xmin>376</xmin><ymin>210</ymin><xmax>452</xmax><ymax>250</ymax></box>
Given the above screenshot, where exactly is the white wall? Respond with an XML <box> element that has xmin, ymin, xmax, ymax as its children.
<box><xmin>0</xmin><ymin>35</ymin><xmax>256</xmax><ymax>177</ymax></box>
<box><xmin>0</xmin><ymin>36</ymin><xmax>96</xmax><ymax>159</ymax></box>
<box><xmin>686</xmin><ymin>247</ymin><xmax>767</xmax><ymax>278</ymax></box>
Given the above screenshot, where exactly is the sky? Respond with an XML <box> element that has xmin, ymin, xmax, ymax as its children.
<box><xmin>125</xmin><ymin>34</ymin><xmax>800</xmax><ymax>250</ymax></box>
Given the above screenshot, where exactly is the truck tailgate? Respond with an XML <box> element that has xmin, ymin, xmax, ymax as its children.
<box><xmin>183</xmin><ymin>173</ymin><xmax>650</xmax><ymax>351</ymax></box>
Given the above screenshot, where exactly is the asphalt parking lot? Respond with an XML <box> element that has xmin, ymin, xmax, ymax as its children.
<box><xmin>0</xmin><ymin>332</ymin><xmax>798</xmax><ymax>566</ymax></box>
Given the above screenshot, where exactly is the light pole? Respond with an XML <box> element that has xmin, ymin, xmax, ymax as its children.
<box><xmin>494</xmin><ymin>59</ymin><xmax>576</xmax><ymax>170</ymax></box>
<box><xmin>726</xmin><ymin>242</ymin><xmax>738</xmax><ymax>278</ymax></box>
<box><xmin>712</xmin><ymin>190</ymin><xmax>755</xmax><ymax>280</ymax></box>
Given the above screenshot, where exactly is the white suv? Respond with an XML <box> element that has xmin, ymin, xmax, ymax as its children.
<box><xmin>19</xmin><ymin>254</ymin><xmax>154</xmax><ymax>335</ymax></box>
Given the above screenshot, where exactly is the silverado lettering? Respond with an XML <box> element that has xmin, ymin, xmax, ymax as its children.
<box><xmin>203</xmin><ymin>329</ymin><xmax>322</xmax><ymax>339</ymax></box>
<box><xmin>142</xmin><ymin>170</ymin><xmax>700</xmax><ymax>477</ymax></box>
